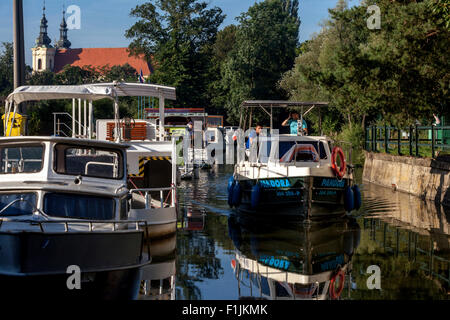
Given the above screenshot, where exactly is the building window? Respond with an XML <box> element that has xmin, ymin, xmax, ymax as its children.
<box><xmin>38</xmin><ymin>59</ymin><xmax>42</xmax><ymax>70</ymax></box>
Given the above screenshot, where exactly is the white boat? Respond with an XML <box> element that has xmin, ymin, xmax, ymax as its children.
<box><xmin>228</xmin><ymin>214</ymin><xmax>360</xmax><ymax>300</ymax></box>
<box><xmin>6</xmin><ymin>82</ymin><xmax>179</xmax><ymax>240</ymax></box>
<box><xmin>0</xmin><ymin>136</ymin><xmax>149</xmax><ymax>298</ymax></box>
<box><xmin>228</xmin><ymin>101</ymin><xmax>361</xmax><ymax>220</ymax></box>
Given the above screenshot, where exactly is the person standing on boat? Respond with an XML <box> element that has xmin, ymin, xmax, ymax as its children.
<box><xmin>246</xmin><ymin>124</ymin><xmax>263</xmax><ymax>149</ymax></box>
<box><xmin>186</xmin><ymin>117</ymin><xmax>194</xmax><ymax>147</ymax></box>
<box><xmin>282</xmin><ymin>111</ymin><xmax>308</xmax><ymax>135</ymax></box>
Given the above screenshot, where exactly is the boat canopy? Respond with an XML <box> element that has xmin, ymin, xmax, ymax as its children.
<box><xmin>4</xmin><ymin>82</ymin><xmax>177</xmax><ymax>141</ymax></box>
<box><xmin>6</xmin><ymin>82</ymin><xmax>176</xmax><ymax>105</ymax></box>
<box><xmin>239</xmin><ymin>100</ymin><xmax>329</xmax><ymax>135</ymax></box>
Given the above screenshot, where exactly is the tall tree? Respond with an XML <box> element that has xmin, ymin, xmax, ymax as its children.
<box><xmin>125</xmin><ymin>0</ymin><xmax>225</xmax><ymax>108</ymax></box>
<box><xmin>207</xmin><ymin>25</ymin><xmax>238</xmax><ymax>116</ymax></box>
<box><xmin>221</xmin><ymin>0</ymin><xmax>300</xmax><ymax>123</ymax></box>
<box><xmin>281</xmin><ymin>0</ymin><xmax>449</xmax><ymax>131</ymax></box>
<box><xmin>0</xmin><ymin>43</ymin><xmax>14</xmax><ymax>98</ymax></box>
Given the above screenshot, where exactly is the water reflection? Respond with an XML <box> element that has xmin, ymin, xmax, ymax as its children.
<box><xmin>139</xmin><ymin>235</ymin><xmax>177</xmax><ymax>300</ymax></box>
<box><xmin>175</xmin><ymin>166</ymin><xmax>450</xmax><ymax>300</ymax></box>
<box><xmin>228</xmin><ymin>214</ymin><xmax>360</xmax><ymax>300</ymax></box>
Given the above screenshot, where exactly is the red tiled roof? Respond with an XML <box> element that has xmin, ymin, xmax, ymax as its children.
<box><xmin>54</xmin><ymin>48</ymin><xmax>152</xmax><ymax>75</ymax></box>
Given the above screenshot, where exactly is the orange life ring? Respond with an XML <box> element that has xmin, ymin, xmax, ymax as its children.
<box><xmin>331</xmin><ymin>147</ymin><xmax>346</xmax><ymax>179</ymax></box>
<box><xmin>329</xmin><ymin>269</ymin><xmax>345</xmax><ymax>299</ymax></box>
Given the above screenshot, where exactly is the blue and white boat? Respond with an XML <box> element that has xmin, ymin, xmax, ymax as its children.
<box><xmin>228</xmin><ymin>101</ymin><xmax>361</xmax><ymax>220</ymax></box>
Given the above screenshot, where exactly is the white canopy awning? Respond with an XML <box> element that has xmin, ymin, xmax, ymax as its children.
<box><xmin>90</xmin><ymin>82</ymin><xmax>176</xmax><ymax>101</ymax></box>
<box><xmin>5</xmin><ymin>82</ymin><xmax>177</xmax><ymax>105</ymax></box>
<box><xmin>6</xmin><ymin>85</ymin><xmax>115</xmax><ymax>105</ymax></box>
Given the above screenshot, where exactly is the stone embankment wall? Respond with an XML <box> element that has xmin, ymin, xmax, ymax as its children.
<box><xmin>363</xmin><ymin>151</ymin><xmax>450</xmax><ymax>206</ymax></box>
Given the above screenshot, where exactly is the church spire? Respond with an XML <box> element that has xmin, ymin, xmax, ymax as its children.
<box><xmin>56</xmin><ymin>5</ymin><xmax>71</xmax><ymax>49</ymax></box>
<box><xmin>35</xmin><ymin>1</ymin><xmax>52</xmax><ymax>47</ymax></box>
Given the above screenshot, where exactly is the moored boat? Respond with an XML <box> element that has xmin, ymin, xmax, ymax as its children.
<box><xmin>228</xmin><ymin>101</ymin><xmax>362</xmax><ymax>220</ymax></box>
<box><xmin>0</xmin><ymin>136</ymin><xmax>150</xmax><ymax>298</ymax></box>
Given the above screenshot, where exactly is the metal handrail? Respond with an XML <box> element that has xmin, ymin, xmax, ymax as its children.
<box><xmin>0</xmin><ymin>197</ymin><xmax>50</xmax><ymax>219</ymax></box>
<box><xmin>53</xmin><ymin>112</ymin><xmax>88</xmax><ymax>137</ymax></box>
<box><xmin>130</xmin><ymin>187</ymin><xmax>176</xmax><ymax>209</ymax></box>
<box><xmin>0</xmin><ymin>217</ymin><xmax>153</xmax><ymax>263</ymax></box>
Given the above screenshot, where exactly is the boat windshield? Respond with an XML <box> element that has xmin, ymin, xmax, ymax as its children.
<box><xmin>54</xmin><ymin>144</ymin><xmax>123</xmax><ymax>179</ymax></box>
<box><xmin>0</xmin><ymin>192</ymin><xmax>37</xmax><ymax>216</ymax></box>
<box><xmin>0</xmin><ymin>144</ymin><xmax>44</xmax><ymax>174</ymax></box>
<box><xmin>44</xmin><ymin>192</ymin><xmax>115</xmax><ymax>220</ymax></box>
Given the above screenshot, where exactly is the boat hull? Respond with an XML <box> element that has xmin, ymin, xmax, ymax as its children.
<box><xmin>235</xmin><ymin>175</ymin><xmax>351</xmax><ymax>220</ymax></box>
<box><xmin>0</xmin><ymin>230</ymin><xmax>147</xmax><ymax>276</ymax></box>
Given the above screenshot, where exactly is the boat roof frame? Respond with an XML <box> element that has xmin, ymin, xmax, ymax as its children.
<box><xmin>239</xmin><ymin>100</ymin><xmax>329</xmax><ymax>135</ymax></box>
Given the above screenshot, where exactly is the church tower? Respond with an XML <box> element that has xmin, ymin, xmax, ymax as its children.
<box><xmin>31</xmin><ymin>3</ymin><xmax>56</xmax><ymax>73</ymax></box>
<box><xmin>56</xmin><ymin>8</ymin><xmax>71</xmax><ymax>49</ymax></box>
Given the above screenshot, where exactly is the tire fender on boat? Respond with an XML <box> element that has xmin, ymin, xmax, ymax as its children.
<box><xmin>227</xmin><ymin>176</ymin><xmax>235</xmax><ymax>194</ymax></box>
<box><xmin>352</xmin><ymin>185</ymin><xmax>362</xmax><ymax>210</ymax></box>
<box><xmin>344</xmin><ymin>186</ymin><xmax>354</xmax><ymax>212</ymax></box>
<box><xmin>228</xmin><ymin>177</ymin><xmax>236</xmax><ymax>207</ymax></box>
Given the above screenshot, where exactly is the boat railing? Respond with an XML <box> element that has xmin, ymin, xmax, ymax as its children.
<box><xmin>129</xmin><ymin>186</ymin><xmax>176</xmax><ymax>209</ymax></box>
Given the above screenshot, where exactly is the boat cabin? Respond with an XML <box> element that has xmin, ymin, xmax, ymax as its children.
<box><xmin>0</xmin><ymin>136</ymin><xmax>129</xmax><ymax>221</ymax></box>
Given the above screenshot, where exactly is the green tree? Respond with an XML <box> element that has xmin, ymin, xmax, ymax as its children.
<box><xmin>54</xmin><ymin>65</ymin><xmax>100</xmax><ymax>85</ymax></box>
<box><xmin>221</xmin><ymin>0</ymin><xmax>300</xmax><ymax>123</ymax></box>
<box><xmin>125</xmin><ymin>0</ymin><xmax>225</xmax><ymax>108</ymax></box>
<box><xmin>0</xmin><ymin>42</ymin><xmax>14</xmax><ymax>98</ymax></box>
<box><xmin>28</xmin><ymin>70</ymin><xmax>55</xmax><ymax>85</ymax></box>
<box><xmin>207</xmin><ymin>25</ymin><xmax>238</xmax><ymax>116</ymax></box>
<box><xmin>281</xmin><ymin>0</ymin><xmax>449</xmax><ymax>134</ymax></box>
<box><xmin>101</xmin><ymin>63</ymin><xmax>139</xmax><ymax>82</ymax></box>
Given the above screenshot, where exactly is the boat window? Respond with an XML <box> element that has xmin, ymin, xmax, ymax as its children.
<box><xmin>0</xmin><ymin>192</ymin><xmax>37</xmax><ymax>216</ymax></box>
<box><xmin>44</xmin><ymin>193</ymin><xmax>115</xmax><ymax>220</ymax></box>
<box><xmin>0</xmin><ymin>145</ymin><xmax>44</xmax><ymax>174</ymax></box>
<box><xmin>318</xmin><ymin>142</ymin><xmax>328</xmax><ymax>159</ymax></box>
<box><xmin>54</xmin><ymin>144</ymin><xmax>123</xmax><ymax>179</ymax></box>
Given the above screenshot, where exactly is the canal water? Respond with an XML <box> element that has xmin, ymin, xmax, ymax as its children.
<box><xmin>140</xmin><ymin>165</ymin><xmax>450</xmax><ymax>300</ymax></box>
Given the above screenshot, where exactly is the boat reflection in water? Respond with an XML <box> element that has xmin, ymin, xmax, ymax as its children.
<box><xmin>138</xmin><ymin>234</ymin><xmax>177</xmax><ymax>300</ymax></box>
<box><xmin>228</xmin><ymin>214</ymin><xmax>360</xmax><ymax>300</ymax></box>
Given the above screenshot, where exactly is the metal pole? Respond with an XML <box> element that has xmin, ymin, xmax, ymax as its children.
<box><xmin>373</xmin><ymin>126</ymin><xmax>376</xmax><ymax>152</ymax></box>
<box><xmin>84</xmin><ymin>100</ymin><xmax>87</xmax><ymax>138</ymax></box>
<box><xmin>397</xmin><ymin>128</ymin><xmax>401</xmax><ymax>156</ymax></box>
<box><xmin>88</xmin><ymin>100</ymin><xmax>93</xmax><ymax>139</ymax></box>
<box><xmin>13</xmin><ymin>0</ymin><xmax>25</xmax><ymax>113</ymax></box>
<box><xmin>415</xmin><ymin>124</ymin><xmax>419</xmax><ymax>157</ymax></box>
<box><xmin>72</xmin><ymin>98</ymin><xmax>76</xmax><ymax>137</ymax></box>
<box><xmin>159</xmin><ymin>93</ymin><xmax>165</xmax><ymax>141</ymax></box>
<box><xmin>431</xmin><ymin>124</ymin><xmax>435</xmax><ymax>158</ymax></box>
<box><xmin>384</xmin><ymin>124</ymin><xmax>388</xmax><ymax>153</ymax></box>
<box><xmin>409</xmin><ymin>126</ymin><xmax>413</xmax><ymax>156</ymax></box>
<box><xmin>78</xmin><ymin>98</ymin><xmax>82</xmax><ymax>137</ymax></box>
